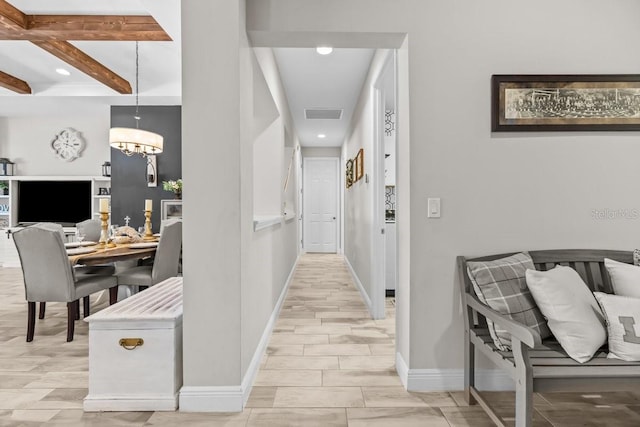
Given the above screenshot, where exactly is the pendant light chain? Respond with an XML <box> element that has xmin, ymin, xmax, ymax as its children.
<box><xmin>134</xmin><ymin>41</ymin><xmax>140</xmax><ymax>128</ymax></box>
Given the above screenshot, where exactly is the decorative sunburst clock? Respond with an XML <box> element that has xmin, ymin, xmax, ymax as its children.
<box><xmin>51</xmin><ymin>128</ymin><xmax>85</xmax><ymax>162</ymax></box>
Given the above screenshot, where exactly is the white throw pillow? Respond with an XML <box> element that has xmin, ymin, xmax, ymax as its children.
<box><xmin>525</xmin><ymin>266</ymin><xmax>606</xmax><ymax>363</ymax></box>
<box><xmin>594</xmin><ymin>292</ymin><xmax>640</xmax><ymax>362</ymax></box>
<box><xmin>604</xmin><ymin>258</ymin><xmax>640</xmax><ymax>298</ymax></box>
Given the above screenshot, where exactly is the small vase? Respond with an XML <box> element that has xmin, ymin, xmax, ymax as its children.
<box><xmin>175</xmin><ymin>191</ymin><xmax>182</xmax><ymax>200</ymax></box>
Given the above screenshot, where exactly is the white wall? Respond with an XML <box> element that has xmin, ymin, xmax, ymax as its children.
<box><xmin>253</xmin><ymin>119</ymin><xmax>284</xmax><ymax>216</ymax></box>
<box><xmin>181</xmin><ymin>0</ymin><xmax>244</xmax><ymax>396</ymax></box>
<box><xmin>181</xmin><ymin>1</ymin><xmax>299</xmax><ymax>410</ymax></box>
<box><xmin>246</xmin><ymin>0</ymin><xmax>640</xmax><ymax>380</ymax></box>
<box><xmin>241</xmin><ymin>45</ymin><xmax>299</xmax><ymax>377</ymax></box>
<box><xmin>342</xmin><ymin>50</ymin><xmax>391</xmax><ymax>310</ymax></box>
<box><xmin>0</xmin><ymin>113</ymin><xmax>110</xmax><ymax>176</ymax></box>
<box><xmin>301</xmin><ymin>147</ymin><xmax>341</xmax><ymax>158</ymax></box>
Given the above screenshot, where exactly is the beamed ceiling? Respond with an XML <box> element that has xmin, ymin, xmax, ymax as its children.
<box><xmin>0</xmin><ymin>0</ymin><xmax>171</xmax><ymax>95</ymax></box>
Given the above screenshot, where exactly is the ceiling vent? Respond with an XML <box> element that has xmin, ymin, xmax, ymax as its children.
<box><xmin>304</xmin><ymin>108</ymin><xmax>343</xmax><ymax>120</ymax></box>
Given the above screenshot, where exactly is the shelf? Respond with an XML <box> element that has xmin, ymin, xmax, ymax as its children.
<box><xmin>93</xmin><ymin>195</ymin><xmax>111</xmax><ymax>198</ymax></box>
<box><xmin>1</xmin><ymin>175</ymin><xmax>110</xmax><ymax>181</ymax></box>
<box><xmin>0</xmin><ymin>212</ymin><xmax>9</xmax><ymax>216</ymax></box>
<box><xmin>0</xmin><ymin>195</ymin><xmax>9</xmax><ymax>198</ymax></box>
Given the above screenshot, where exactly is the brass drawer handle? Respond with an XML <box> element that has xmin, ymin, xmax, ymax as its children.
<box><xmin>119</xmin><ymin>338</ymin><xmax>144</xmax><ymax>350</ymax></box>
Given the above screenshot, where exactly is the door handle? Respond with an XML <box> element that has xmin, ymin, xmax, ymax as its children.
<box><xmin>332</xmin><ymin>217</ymin><xmax>336</xmax><ymax>220</ymax></box>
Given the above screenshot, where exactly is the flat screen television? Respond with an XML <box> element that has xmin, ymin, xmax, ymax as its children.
<box><xmin>17</xmin><ymin>180</ymin><xmax>92</xmax><ymax>226</ymax></box>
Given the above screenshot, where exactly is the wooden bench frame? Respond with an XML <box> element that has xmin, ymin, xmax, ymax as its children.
<box><xmin>457</xmin><ymin>249</ymin><xmax>640</xmax><ymax>427</ymax></box>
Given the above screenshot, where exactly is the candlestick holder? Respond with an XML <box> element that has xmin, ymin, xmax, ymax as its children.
<box><xmin>99</xmin><ymin>212</ymin><xmax>110</xmax><ymax>247</ymax></box>
<box><xmin>143</xmin><ymin>210</ymin><xmax>154</xmax><ymax>241</ymax></box>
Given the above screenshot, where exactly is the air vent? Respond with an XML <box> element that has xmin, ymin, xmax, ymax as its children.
<box><xmin>304</xmin><ymin>108</ymin><xmax>343</xmax><ymax>120</ymax></box>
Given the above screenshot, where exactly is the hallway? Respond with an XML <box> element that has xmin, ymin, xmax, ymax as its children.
<box><xmin>244</xmin><ymin>253</ymin><xmax>455</xmax><ymax>425</ymax></box>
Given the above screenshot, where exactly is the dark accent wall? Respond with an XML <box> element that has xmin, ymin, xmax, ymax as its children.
<box><xmin>110</xmin><ymin>106</ymin><xmax>181</xmax><ymax>232</ymax></box>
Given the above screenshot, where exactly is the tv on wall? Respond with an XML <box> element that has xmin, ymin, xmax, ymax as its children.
<box><xmin>17</xmin><ymin>180</ymin><xmax>92</xmax><ymax>226</ymax></box>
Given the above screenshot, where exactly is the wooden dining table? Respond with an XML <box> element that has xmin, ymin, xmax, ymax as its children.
<box><xmin>68</xmin><ymin>243</ymin><xmax>157</xmax><ymax>266</ymax></box>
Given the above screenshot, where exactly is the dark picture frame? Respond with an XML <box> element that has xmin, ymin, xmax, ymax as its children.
<box><xmin>355</xmin><ymin>149</ymin><xmax>364</xmax><ymax>181</ymax></box>
<box><xmin>491</xmin><ymin>74</ymin><xmax>640</xmax><ymax>132</ymax></box>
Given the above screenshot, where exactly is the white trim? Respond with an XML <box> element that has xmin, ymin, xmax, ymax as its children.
<box><xmin>3</xmin><ymin>175</ymin><xmax>109</xmax><ymax>181</ymax></box>
<box><xmin>370</xmin><ymin>86</ymin><xmax>385</xmax><ymax>319</ymax></box>
<box><xmin>344</xmin><ymin>255</ymin><xmax>373</xmax><ymax>317</ymax></box>
<box><xmin>406</xmin><ymin>369</ymin><xmax>513</xmax><ymax>392</ymax></box>
<box><xmin>84</xmin><ymin>395</ymin><xmax>178</xmax><ymax>412</ymax></box>
<box><xmin>370</xmin><ymin>51</ymin><xmax>395</xmax><ymax>320</ymax></box>
<box><xmin>178</xmin><ymin>256</ymin><xmax>299</xmax><ymax>412</ymax></box>
<box><xmin>253</xmin><ymin>215</ymin><xmax>282</xmax><ymax>231</ymax></box>
<box><xmin>396</xmin><ymin>350</ymin><xmax>513</xmax><ymax>392</ymax></box>
<box><xmin>178</xmin><ymin>386</ymin><xmax>243</xmax><ymax>412</ymax></box>
<box><xmin>395</xmin><ymin>351</ymin><xmax>409</xmax><ymax>388</ymax></box>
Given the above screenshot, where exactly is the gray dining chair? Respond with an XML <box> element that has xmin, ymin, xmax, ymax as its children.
<box><xmin>115</xmin><ymin>220</ymin><xmax>182</xmax><ymax>291</ymax></box>
<box><xmin>75</xmin><ymin>218</ymin><xmax>102</xmax><ymax>242</ymax></box>
<box><xmin>13</xmin><ymin>223</ymin><xmax>119</xmax><ymax>342</ymax></box>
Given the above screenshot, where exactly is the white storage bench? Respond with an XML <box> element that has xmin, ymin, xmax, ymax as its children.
<box><xmin>84</xmin><ymin>277</ymin><xmax>183</xmax><ymax>412</ymax></box>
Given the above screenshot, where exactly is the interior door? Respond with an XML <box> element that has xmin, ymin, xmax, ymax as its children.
<box><xmin>303</xmin><ymin>158</ymin><xmax>338</xmax><ymax>253</ymax></box>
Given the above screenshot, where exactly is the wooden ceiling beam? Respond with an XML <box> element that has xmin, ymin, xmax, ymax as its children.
<box><xmin>0</xmin><ymin>0</ymin><xmax>27</xmax><ymax>31</ymax></box>
<box><xmin>32</xmin><ymin>40</ymin><xmax>132</xmax><ymax>94</ymax></box>
<box><xmin>0</xmin><ymin>15</ymin><xmax>171</xmax><ymax>41</ymax></box>
<box><xmin>0</xmin><ymin>70</ymin><xmax>31</xmax><ymax>94</ymax></box>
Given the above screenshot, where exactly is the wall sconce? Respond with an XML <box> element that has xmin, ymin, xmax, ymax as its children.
<box><xmin>0</xmin><ymin>158</ymin><xmax>15</xmax><ymax>176</ymax></box>
<box><xmin>147</xmin><ymin>155</ymin><xmax>157</xmax><ymax>187</ymax></box>
<box><xmin>101</xmin><ymin>161</ymin><xmax>111</xmax><ymax>177</ymax></box>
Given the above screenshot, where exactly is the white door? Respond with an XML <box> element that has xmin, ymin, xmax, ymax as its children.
<box><xmin>303</xmin><ymin>158</ymin><xmax>338</xmax><ymax>253</ymax></box>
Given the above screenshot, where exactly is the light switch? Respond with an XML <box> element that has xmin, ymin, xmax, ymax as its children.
<box><xmin>427</xmin><ymin>198</ymin><xmax>441</xmax><ymax>218</ymax></box>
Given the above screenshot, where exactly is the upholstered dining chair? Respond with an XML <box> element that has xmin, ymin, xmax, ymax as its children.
<box><xmin>115</xmin><ymin>220</ymin><xmax>182</xmax><ymax>291</ymax></box>
<box><xmin>13</xmin><ymin>223</ymin><xmax>119</xmax><ymax>342</ymax></box>
<box><xmin>75</xmin><ymin>218</ymin><xmax>102</xmax><ymax>242</ymax></box>
<box><xmin>30</xmin><ymin>222</ymin><xmax>114</xmax><ymax>320</ymax></box>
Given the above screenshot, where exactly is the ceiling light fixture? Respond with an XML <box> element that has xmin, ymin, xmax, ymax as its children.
<box><xmin>109</xmin><ymin>41</ymin><xmax>163</xmax><ymax>157</ymax></box>
<box><xmin>316</xmin><ymin>46</ymin><xmax>333</xmax><ymax>55</ymax></box>
<box><xmin>318</xmin><ymin>134</ymin><xmax>326</xmax><ymax>138</ymax></box>
<box><xmin>55</xmin><ymin>68</ymin><xmax>70</xmax><ymax>76</ymax></box>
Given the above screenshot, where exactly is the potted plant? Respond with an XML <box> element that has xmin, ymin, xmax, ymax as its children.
<box><xmin>162</xmin><ymin>179</ymin><xmax>182</xmax><ymax>199</ymax></box>
<box><xmin>0</xmin><ymin>181</ymin><xmax>8</xmax><ymax>196</ymax></box>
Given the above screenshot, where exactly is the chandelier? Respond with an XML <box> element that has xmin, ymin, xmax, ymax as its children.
<box><xmin>109</xmin><ymin>42</ymin><xmax>163</xmax><ymax>157</ymax></box>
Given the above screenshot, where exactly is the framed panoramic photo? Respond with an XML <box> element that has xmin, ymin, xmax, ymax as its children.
<box><xmin>491</xmin><ymin>74</ymin><xmax>640</xmax><ymax>132</ymax></box>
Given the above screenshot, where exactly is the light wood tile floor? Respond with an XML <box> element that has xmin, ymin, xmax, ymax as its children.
<box><xmin>2</xmin><ymin>255</ymin><xmax>640</xmax><ymax>425</ymax></box>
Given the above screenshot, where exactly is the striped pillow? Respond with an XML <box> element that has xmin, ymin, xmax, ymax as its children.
<box><xmin>467</xmin><ymin>252</ymin><xmax>551</xmax><ymax>351</ymax></box>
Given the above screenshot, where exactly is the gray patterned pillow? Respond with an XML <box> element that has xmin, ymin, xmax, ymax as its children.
<box><xmin>467</xmin><ymin>252</ymin><xmax>551</xmax><ymax>351</ymax></box>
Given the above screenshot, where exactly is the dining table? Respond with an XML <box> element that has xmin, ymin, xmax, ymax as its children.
<box><xmin>68</xmin><ymin>242</ymin><xmax>158</xmax><ymax>266</ymax></box>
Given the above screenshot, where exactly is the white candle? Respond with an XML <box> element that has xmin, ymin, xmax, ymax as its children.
<box><xmin>99</xmin><ymin>198</ymin><xmax>109</xmax><ymax>213</ymax></box>
<box><xmin>145</xmin><ymin>199</ymin><xmax>153</xmax><ymax>211</ymax></box>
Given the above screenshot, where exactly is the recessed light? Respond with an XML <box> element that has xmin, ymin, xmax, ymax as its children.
<box><xmin>318</xmin><ymin>134</ymin><xmax>326</xmax><ymax>138</ymax></box>
<box><xmin>316</xmin><ymin>46</ymin><xmax>333</xmax><ymax>55</ymax></box>
<box><xmin>56</xmin><ymin>68</ymin><xmax>70</xmax><ymax>76</ymax></box>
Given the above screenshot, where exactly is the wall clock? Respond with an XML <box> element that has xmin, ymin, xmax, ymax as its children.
<box><xmin>51</xmin><ymin>128</ymin><xmax>85</xmax><ymax>162</ymax></box>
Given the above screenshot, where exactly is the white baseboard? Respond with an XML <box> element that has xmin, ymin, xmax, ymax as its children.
<box><xmin>396</xmin><ymin>352</ymin><xmax>513</xmax><ymax>392</ymax></box>
<box><xmin>344</xmin><ymin>256</ymin><xmax>373</xmax><ymax>316</ymax></box>
<box><xmin>84</xmin><ymin>395</ymin><xmax>178</xmax><ymax>412</ymax></box>
<box><xmin>178</xmin><ymin>255</ymin><xmax>299</xmax><ymax>412</ymax></box>
<box><xmin>178</xmin><ymin>386</ymin><xmax>243</xmax><ymax>412</ymax></box>
<box><xmin>395</xmin><ymin>352</ymin><xmax>409</xmax><ymax>388</ymax></box>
